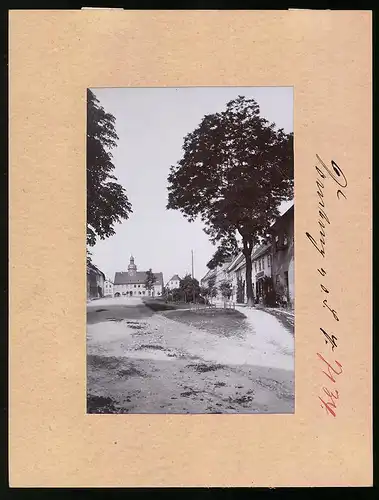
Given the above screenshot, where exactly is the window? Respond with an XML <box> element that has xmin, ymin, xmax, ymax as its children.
<box><xmin>268</xmin><ymin>255</ymin><xmax>271</xmax><ymax>267</ymax></box>
<box><xmin>276</xmin><ymin>274</ymin><xmax>280</xmax><ymax>285</ymax></box>
<box><xmin>134</xmin><ymin>284</ymin><xmax>136</xmax><ymax>288</ymax></box>
<box><xmin>283</xmin><ymin>233</ymin><xmax>288</xmax><ymax>246</ymax></box>
<box><xmin>254</xmin><ymin>261</ymin><xmax>257</xmax><ymax>272</ymax></box>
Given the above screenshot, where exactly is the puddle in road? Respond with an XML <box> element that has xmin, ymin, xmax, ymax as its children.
<box><xmin>118</xmin><ymin>366</ymin><xmax>147</xmax><ymax>378</ymax></box>
<box><xmin>186</xmin><ymin>362</ymin><xmax>226</xmax><ymax>373</ymax></box>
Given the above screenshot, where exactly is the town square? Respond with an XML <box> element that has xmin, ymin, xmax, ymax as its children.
<box><xmin>86</xmin><ymin>86</ymin><xmax>294</xmax><ymax>414</ymax></box>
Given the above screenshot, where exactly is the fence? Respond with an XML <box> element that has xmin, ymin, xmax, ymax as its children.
<box><xmin>189</xmin><ymin>300</ymin><xmax>236</xmax><ymax>311</ymax></box>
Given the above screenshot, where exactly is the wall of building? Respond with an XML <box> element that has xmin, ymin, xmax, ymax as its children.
<box><xmin>114</xmin><ymin>282</ymin><xmax>163</xmax><ymax>297</ymax></box>
<box><xmin>271</xmin><ymin>209</ymin><xmax>294</xmax><ymax>307</ymax></box>
<box><xmin>104</xmin><ymin>281</ymin><xmax>113</xmax><ymax>297</ymax></box>
<box><xmin>166</xmin><ymin>280</ymin><xmax>180</xmax><ymax>290</ymax></box>
<box><xmin>87</xmin><ymin>268</ymin><xmax>105</xmax><ymax>299</ymax></box>
<box><xmin>226</xmin><ymin>250</ymin><xmax>272</xmax><ymax>304</ymax></box>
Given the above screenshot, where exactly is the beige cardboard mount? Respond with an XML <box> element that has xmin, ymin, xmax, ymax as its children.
<box><xmin>9</xmin><ymin>10</ymin><xmax>372</xmax><ymax>487</ymax></box>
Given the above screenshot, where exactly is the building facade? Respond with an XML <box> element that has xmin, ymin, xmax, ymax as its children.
<box><xmin>225</xmin><ymin>253</ymin><xmax>245</xmax><ymax>303</ymax></box>
<box><xmin>225</xmin><ymin>244</ymin><xmax>272</xmax><ymax>304</ymax></box>
<box><xmin>251</xmin><ymin>243</ymin><xmax>272</xmax><ymax>302</ymax></box>
<box><xmin>113</xmin><ymin>256</ymin><xmax>164</xmax><ymax>298</ymax></box>
<box><xmin>103</xmin><ymin>278</ymin><xmax>114</xmax><ymax>297</ymax></box>
<box><xmin>165</xmin><ymin>275</ymin><xmax>181</xmax><ymax>290</ymax></box>
<box><xmin>201</xmin><ymin>203</ymin><xmax>294</xmax><ymax>308</ymax></box>
<box><xmin>270</xmin><ymin>204</ymin><xmax>294</xmax><ymax>308</ymax></box>
<box><xmin>200</xmin><ymin>259</ymin><xmax>233</xmax><ymax>302</ymax></box>
<box><xmin>87</xmin><ymin>262</ymin><xmax>105</xmax><ymax>300</ymax></box>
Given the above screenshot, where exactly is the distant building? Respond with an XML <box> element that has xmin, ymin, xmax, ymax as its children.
<box><xmin>166</xmin><ymin>274</ymin><xmax>181</xmax><ymax>290</ymax></box>
<box><xmin>225</xmin><ymin>253</ymin><xmax>245</xmax><ymax>303</ymax></box>
<box><xmin>270</xmin><ymin>204</ymin><xmax>294</xmax><ymax>308</ymax></box>
<box><xmin>251</xmin><ymin>243</ymin><xmax>272</xmax><ymax>301</ymax></box>
<box><xmin>225</xmin><ymin>244</ymin><xmax>272</xmax><ymax>304</ymax></box>
<box><xmin>113</xmin><ymin>256</ymin><xmax>164</xmax><ymax>298</ymax></box>
<box><xmin>87</xmin><ymin>262</ymin><xmax>105</xmax><ymax>300</ymax></box>
<box><xmin>200</xmin><ymin>259</ymin><xmax>233</xmax><ymax>302</ymax></box>
<box><xmin>103</xmin><ymin>278</ymin><xmax>114</xmax><ymax>297</ymax></box>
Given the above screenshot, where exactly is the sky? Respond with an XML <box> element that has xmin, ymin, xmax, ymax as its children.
<box><xmin>88</xmin><ymin>86</ymin><xmax>294</xmax><ymax>283</ymax></box>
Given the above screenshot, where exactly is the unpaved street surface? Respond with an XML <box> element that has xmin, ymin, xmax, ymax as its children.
<box><xmin>87</xmin><ymin>297</ymin><xmax>294</xmax><ymax>414</ymax></box>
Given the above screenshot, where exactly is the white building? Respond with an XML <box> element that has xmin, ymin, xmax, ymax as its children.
<box><xmin>103</xmin><ymin>277</ymin><xmax>114</xmax><ymax>297</ymax></box>
<box><xmin>165</xmin><ymin>274</ymin><xmax>181</xmax><ymax>290</ymax></box>
<box><xmin>226</xmin><ymin>244</ymin><xmax>272</xmax><ymax>304</ymax></box>
<box><xmin>200</xmin><ymin>259</ymin><xmax>233</xmax><ymax>302</ymax></box>
<box><xmin>113</xmin><ymin>256</ymin><xmax>164</xmax><ymax>298</ymax></box>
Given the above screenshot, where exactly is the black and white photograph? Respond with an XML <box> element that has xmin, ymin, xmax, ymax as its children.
<box><xmin>86</xmin><ymin>87</ymin><xmax>294</xmax><ymax>414</ymax></box>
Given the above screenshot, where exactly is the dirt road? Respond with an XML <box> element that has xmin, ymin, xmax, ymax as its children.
<box><xmin>87</xmin><ymin>297</ymin><xmax>294</xmax><ymax>414</ymax></box>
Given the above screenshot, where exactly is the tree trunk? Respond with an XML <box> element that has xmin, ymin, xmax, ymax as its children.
<box><xmin>243</xmin><ymin>236</ymin><xmax>254</xmax><ymax>307</ymax></box>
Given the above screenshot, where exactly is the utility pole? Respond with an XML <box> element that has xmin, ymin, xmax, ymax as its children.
<box><xmin>191</xmin><ymin>249</ymin><xmax>196</xmax><ymax>304</ymax></box>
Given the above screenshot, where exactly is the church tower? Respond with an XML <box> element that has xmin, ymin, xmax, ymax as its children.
<box><xmin>128</xmin><ymin>255</ymin><xmax>137</xmax><ymax>276</ymax></box>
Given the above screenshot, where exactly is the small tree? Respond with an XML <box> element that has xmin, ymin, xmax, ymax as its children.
<box><xmin>171</xmin><ymin>287</ymin><xmax>182</xmax><ymax>302</ymax></box>
<box><xmin>220</xmin><ymin>281</ymin><xmax>232</xmax><ymax>301</ymax></box>
<box><xmin>200</xmin><ymin>286</ymin><xmax>209</xmax><ymax>298</ymax></box>
<box><xmin>145</xmin><ymin>269</ymin><xmax>157</xmax><ymax>297</ymax></box>
<box><xmin>180</xmin><ymin>274</ymin><xmax>200</xmax><ymax>303</ymax></box>
<box><xmin>207</xmin><ymin>276</ymin><xmax>217</xmax><ymax>303</ymax></box>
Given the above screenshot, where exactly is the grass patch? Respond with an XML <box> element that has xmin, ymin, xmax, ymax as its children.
<box><xmin>143</xmin><ymin>301</ymin><xmax>176</xmax><ymax>312</ymax></box>
<box><xmin>143</xmin><ymin>299</ymin><xmax>191</xmax><ymax>312</ymax></box>
<box><xmin>167</xmin><ymin>309</ymin><xmax>248</xmax><ymax>338</ymax></box>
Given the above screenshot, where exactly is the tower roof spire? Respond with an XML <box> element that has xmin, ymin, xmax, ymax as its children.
<box><xmin>128</xmin><ymin>254</ymin><xmax>137</xmax><ymax>274</ymax></box>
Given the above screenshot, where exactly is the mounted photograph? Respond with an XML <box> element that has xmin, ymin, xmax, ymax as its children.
<box><xmin>86</xmin><ymin>86</ymin><xmax>294</xmax><ymax>414</ymax></box>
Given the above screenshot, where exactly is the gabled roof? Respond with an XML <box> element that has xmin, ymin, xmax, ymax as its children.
<box><xmin>200</xmin><ymin>268</ymin><xmax>216</xmax><ymax>282</ymax></box>
<box><xmin>114</xmin><ymin>271</ymin><xmax>164</xmax><ymax>286</ymax></box>
<box><xmin>226</xmin><ymin>252</ymin><xmax>244</xmax><ymax>273</ymax></box>
<box><xmin>169</xmin><ymin>274</ymin><xmax>180</xmax><ymax>282</ymax></box>
<box><xmin>227</xmin><ymin>243</ymin><xmax>272</xmax><ymax>273</ymax></box>
<box><xmin>251</xmin><ymin>243</ymin><xmax>271</xmax><ymax>261</ymax></box>
<box><xmin>270</xmin><ymin>203</ymin><xmax>294</xmax><ymax>232</ymax></box>
<box><xmin>87</xmin><ymin>262</ymin><xmax>105</xmax><ymax>279</ymax></box>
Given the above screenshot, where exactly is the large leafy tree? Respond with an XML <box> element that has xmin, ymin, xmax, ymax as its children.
<box><xmin>87</xmin><ymin>89</ymin><xmax>132</xmax><ymax>249</ymax></box>
<box><xmin>167</xmin><ymin>96</ymin><xmax>293</xmax><ymax>306</ymax></box>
